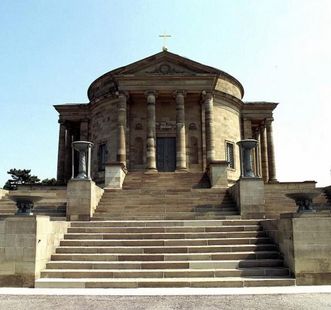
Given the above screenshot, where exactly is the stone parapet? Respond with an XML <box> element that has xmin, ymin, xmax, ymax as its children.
<box><xmin>264</xmin><ymin>181</ymin><xmax>318</xmax><ymax>217</ymax></box>
<box><xmin>66</xmin><ymin>179</ymin><xmax>104</xmax><ymax>221</ymax></box>
<box><xmin>0</xmin><ymin>189</ymin><xmax>8</xmax><ymax>200</ymax></box>
<box><xmin>207</xmin><ymin>160</ymin><xmax>228</xmax><ymax>188</ymax></box>
<box><xmin>0</xmin><ymin>215</ymin><xmax>69</xmax><ymax>287</ymax></box>
<box><xmin>229</xmin><ymin>178</ymin><xmax>265</xmax><ymax>219</ymax></box>
<box><xmin>104</xmin><ymin>163</ymin><xmax>127</xmax><ymax>189</ymax></box>
<box><xmin>262</xmin><ymin>212</ymin><xmax>331</xmax><ymax>285</ymax></box>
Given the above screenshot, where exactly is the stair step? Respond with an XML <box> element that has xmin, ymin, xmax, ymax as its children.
<box><xmin>60</xmin><ymin>237</ymin><xmax>272</xmax><ymax>247</ymax></box>
<box><xmin>64</xmin><ymin>231</ymin><xmax>265</xmax><ymax>240</ymax></box>
<box><xmin>56</xmin><ymin>244</ymin><xmax>277</xmax><ymax>254</ymax></box>
<box><xmin>51</xmin><ymin>251</ymin><xmax>280</xmax><ymax>261</ymax></box>
<box><xmin>67</xmin><ymin>225</ymin><xmax>261</xmax><ymax>234</ymax></box>
<box><xmin>69</xmin><ymin>220</ymin><xmax>261</xmax><ymax>227</ymax></box>
<box><xmin>41</xmin><ymin>267</ymin><xmax>290</xmax><ymax>278</ymax></box>
<box><xmin>46</xmin><ymin>259</ymin><xmax>285</xmax><ymax>270</ymax></box>
<box><xmin>35</xmin><ymin>277</ymin><xmax>295</xmax><ymax>288</ymax></box>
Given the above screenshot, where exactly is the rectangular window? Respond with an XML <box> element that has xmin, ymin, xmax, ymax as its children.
<box><xmin>226</xmin><ymin>142</ymin><xmax>235</xmax><ymax>169</ymax></box>
<box><xmin>98</xmin><ymin>143</ymin><xmax>107</xmax><ymax>171</ymax></box>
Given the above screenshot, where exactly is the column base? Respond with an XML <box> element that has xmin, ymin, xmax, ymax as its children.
<box><xmin>268</xmin><ymin>178</ymin><xmax>279</xmax><ymax>183</ymax></box>
<box><xmin>144</xmin><ymin>169</ymin><xmax>158</xmax><ymax>174</ymax></box>
<box><xmin>175</xmin><ymin>169</ymin><xmax>188</xmax><ymax>173</ymax></box>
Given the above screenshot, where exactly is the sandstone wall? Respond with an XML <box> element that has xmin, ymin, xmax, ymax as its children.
<box><xmin>90</xmin><ymin>98</ymin><xmax>118</xmax><ymax>183</ymax></box>
<box><xmin>0</xmin><ymin>216</ymin><xmax>69</xmax><ymax>287</ymax></box>
<box><xmin>213</xmin><ymin>98</ymin><xmax>241</xmax><ymax>182</ymax></box>
<box><xmin>264</xmin><ymin>181</ymin><xmax>318</xmax><ymax>218</ymax></box>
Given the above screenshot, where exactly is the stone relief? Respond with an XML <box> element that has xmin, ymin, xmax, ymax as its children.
<box><xmin>143</xmin><ymin>62</ymin><xmax>195</xmax><ymax>75</ymax></box>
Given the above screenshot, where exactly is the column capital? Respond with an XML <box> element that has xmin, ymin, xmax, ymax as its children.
<box><xmin>173</xmin><ymin>90</ymin><xmax>187</xmax><ymax>98</ymax></box>
<box><xmin>265</xmin><ymin>117</ymin><xmax>274</xmax><ymax>126</ymax></box>
<box><xmin>144</xmin><ymin>90</ymin><xmax>158</xmax><ymax>99</ymax></box>
<box><xmin>201</xmin><ymin>91</ymin><xmax>213</xmax><ymax>101</ymax></box>
<box><xmin>116</xmin><ymin>91</ymin><xmax>129</xmax><ymax>99</ymax></box>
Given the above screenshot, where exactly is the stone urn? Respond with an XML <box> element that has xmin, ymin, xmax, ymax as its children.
<box><xmin>237</xmin><ymin>139</ymin><xmax>258</xmax><ymax>178</ymax></box>
<box><xmin>8</xmin><ymin>194</ymin><xmax>43</xmax><ymax>216</ymax></box>
<box><xmin>285</xmin><ymin>192</ymin><xmax>320</xmax><ymax>213</ymax></box>
<box><xmin>72</xmin><ymin>141</ymin><xmax>93</xmax><ymax>179</ymax></box>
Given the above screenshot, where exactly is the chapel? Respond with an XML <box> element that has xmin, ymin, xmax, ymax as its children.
<box><xmin>54</xmin><ymin>50</ymin><xmax>277</xmax><ymax>186</ymax></box>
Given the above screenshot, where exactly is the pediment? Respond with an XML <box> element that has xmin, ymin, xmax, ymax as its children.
<box><xmin>113</xmin><ymin>51</ymin><xmax>220</xmax><ymax>77</ymax></box>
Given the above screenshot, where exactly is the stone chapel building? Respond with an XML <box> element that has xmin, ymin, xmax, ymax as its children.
<box><xmin>55</xmin><ymin>50</ymin><xmax>277</xmax><ymax>186</ymax></box>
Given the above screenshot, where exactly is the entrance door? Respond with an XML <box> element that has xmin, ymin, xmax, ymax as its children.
<box><xmin>156</xmin><ymin>137</ymin><xmax>176</xmax><ymax>172</ymax></box>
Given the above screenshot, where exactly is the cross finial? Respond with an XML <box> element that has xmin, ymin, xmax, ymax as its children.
<box><xmin>159</xmin><ymin>33</ymin><xmax>171</xmax><ymax>51</ymax></box>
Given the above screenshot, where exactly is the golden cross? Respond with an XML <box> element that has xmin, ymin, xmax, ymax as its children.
<box><xmin>159</xmin><ymin>33</ymin><xmax>172</xmax><ymax>51</ymax></box>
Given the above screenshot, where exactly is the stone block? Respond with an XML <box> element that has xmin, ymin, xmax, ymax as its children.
<box><xmin>207</xmin><ymin>161</ymin><xmax>228</xmax><ymax>188</ymax></box>
<box><xmin>105</xmin><ymin>163</ymin><xmax>127</xmax><ymax>189</ymax></box>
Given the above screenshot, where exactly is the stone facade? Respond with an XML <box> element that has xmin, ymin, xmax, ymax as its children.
<box><xmin>54</xmin><ymin>51</ymin><xmax>278</xmax><ymax>186</ymax></box>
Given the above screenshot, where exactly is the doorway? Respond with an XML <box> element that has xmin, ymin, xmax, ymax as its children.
<box><xmin>156</xmin><ymin>137</ymin><xmax>176</xmax><ymax>172</ymax></box>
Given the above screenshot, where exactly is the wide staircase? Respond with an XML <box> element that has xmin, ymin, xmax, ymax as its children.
<box><xmin>35</xmin><ymin>172</ymin><xmax>295</xmax><ymax>288</ymax></box>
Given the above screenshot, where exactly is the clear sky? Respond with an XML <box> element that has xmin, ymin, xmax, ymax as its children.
<box><xmin>0</xmin><ymin>0</ymin><xmax>330</xmax><ymax>187</ymax></box>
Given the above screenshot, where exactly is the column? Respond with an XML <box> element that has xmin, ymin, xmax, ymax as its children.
<box><xmin>203</xmin><ymin>92</ymin><xmax>215</xmax><ymax>163</ymax></box>
<box><xmin>260</xmin><ymin>124</ymin><xmax>269</xmax><ymax>182</ymax></box>
<box><xmin>80</xmin><ymin>120</ymin><xmax>89</xmax><ymax>140</ymax></box>
<box><xmin>243</xmin><ymin>118</ymin><xmax>252</xmax><ymax>139</ymax></box>
<box><xmin>117</xmin><ymin>92</ymin><xmax>127</xmax><ymax>165</ymax></box>
<box><xmin>175</xmin><ymin>91</ymin><xmax>187</xmax><ymax>170</ymax></box>
<box><xmin>254</xmin><ymin>128</ymin><xmax>262</xmax><ymax>177</ymax></box>
<box><xmin>146</xmin><ymin>92</ymin><xmax>157</xmax><ymax>170</ymax></box>
<box><xmin>266</xmin><ymin>118</ymin><xmax>277</xmax><ymax>182</ymax></box>
<box><xmin>64</xmin><ymin>123</ymin><xmax>73</xmax><ymax>181</ymax></box>
<box><xmin>56</xmin><ymin>120</ymin><xmax>66</xmax><ymax>183</ymax></box>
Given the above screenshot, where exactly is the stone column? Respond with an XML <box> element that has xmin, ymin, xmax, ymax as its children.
<box><xmin>80</xmin><ymin>120</ymin><xmax>89</xmax><ymax>140</ymax></box>
<box><xmin>146</xmin><ymin>92</ymin><xmax>157</xmax><ymax>171</ymax></box>
<box><xmin>254</xmin><ymin>128</ymin><xmax>262</xmax><ymax>178</ymax></box>
<box><xmin>266</xmin><ymin>118</ymin><xmax>277</xmax><ymax>182</ymax></box>
<box><xmin>117</xmin><ymin>92</ymin><xmax>127</xmax><ymax>165</ymax></box>
<box><xmin>56</xmin><ymin>121</ymin><xmax>66</xmax><ymax>183</ymax></box>
<box><xmin>260</xmin><ymin>124</ymin><xmax>269</xmax><ymax>182</ymax></box>
<box><xmin>243</xmin><ymin>118</ymin><xmax>252</xmax><ymax>139</ymax></box>
<box><xmin>64</xmin><ymin>124</ymin><xmax>73</xmax><ymax>182</ymax></box>
<box><xmin>175</xmin><ymin>91</ymin><xmax>187</xmax><ymax>170</ymax></box>
<box><xmin>203</xmin><ymin>92</ymin><xmax>215</xmax><ymax>163</ymax></box>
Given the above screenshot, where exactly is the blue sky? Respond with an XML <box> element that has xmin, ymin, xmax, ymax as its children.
<box><xmin>0</xmin><ymin>0</ymin><xmax>330</xmax><ymax>186</ymax></box>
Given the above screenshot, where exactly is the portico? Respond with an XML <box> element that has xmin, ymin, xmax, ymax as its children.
<box><xmin>54</xmin><ymin>50</ymin><xmax>278</xmax><ymax>186</ymax></box>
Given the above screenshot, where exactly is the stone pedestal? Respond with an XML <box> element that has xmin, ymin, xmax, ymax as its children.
<box><xmin>208</xmin><ymin>160</ymin><xmax>228</xmax><ymax>188</ymax></box>
<box><xmin>277</xmin><ymin>212</ymin><xmax>331</xmax><ymax>285</ymax></box>
<box><xmin>0</xmin><ymin>216</ymin><xmax>69</xmax><ymax>287</ymax></box>
<box><xmin>230</xmin><ymin>178</ymin><xmax>265</xmax><ymax>219</ymax></box>
<box><xmin>105</xmin><ymin>163</ymin><xmax>127</xmax><ymax>189</ymax></box>
<box><xmin>66</xmin><ymin>179</ymin><xmax>104</xmax><ymax>221</ymax></box>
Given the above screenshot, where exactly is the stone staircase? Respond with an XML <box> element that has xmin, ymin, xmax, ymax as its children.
<box><xmin>35</xmin><ymin>172</ymin><xmax>295</xmax><ymax>288</ymax></box>
<box><xmin>94</xmin><ymin>172</ymin><xmax>238</xmax><ymax>220</ymax></box>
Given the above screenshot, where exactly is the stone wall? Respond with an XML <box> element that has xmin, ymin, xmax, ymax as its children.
<box><xmin>264</xmin><ymin>181</ymin><xmax>318</xmax><ymax>218</ymax></box>
<box><xmin>215</xmin><ymin>78</ymin><xmax>242</xmax><ymax>99</ymax></box>
<box><xmin>0</xmin><ymin>189</ymin><xmax>8</xmax><ymax>199</ymax></box>
<box><xmin>0</xmin><ymin>216</ymin><xmax>69</xmax><ymax>287</ymax></box>
<box><xmin>90</xmin><ymin>98</ymin><xmax>118</xmax><ymax>183</ymax></box>
<box><xmin>67</xmin><ymin>180</ymin><xmax>104</xmax><ymax>221</ymax></box>
<box><xmin>213</xmin><ymin>98</ymin><xmax>241</xmax><ymax>182</ymax></box>
<box><xmin>262</xmin><ymin>213</ymin><xmax>331</xmax><ymax>285</ymax></box>
<box><xmin>0</xmin><ymin>186</ymin><xmax>67</xmax><ymax>216</ymax></box>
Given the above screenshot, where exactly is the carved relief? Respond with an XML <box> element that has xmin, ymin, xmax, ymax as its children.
<box><xmin>135</xmin><ymin>123</ymin><xmax>143</xmax><ymax>130</ymax></box>
<box><xmin>189</xmin><ymin>123</ymin><xmax>197</xmax><ymax>130</ymax></box>
<box><xmin>142</xmin><ymin>62</ymin><xmax>195</xmax><ymax>75</ymax></box>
